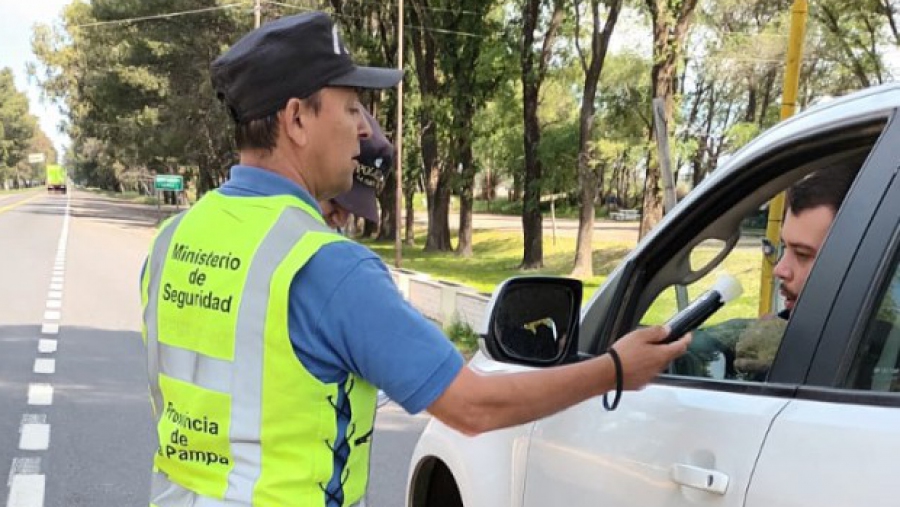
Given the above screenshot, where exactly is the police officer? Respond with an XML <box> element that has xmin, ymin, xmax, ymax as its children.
<box><xmin>141</xmin><ymin>11</ymin><xmax>689</xmax><ymax>507</ymax></box>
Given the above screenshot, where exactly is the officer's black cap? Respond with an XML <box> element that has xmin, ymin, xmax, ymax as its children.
<box><xmin>211</xmin><ymin>12</ymin><xmax>403</xmax><ymax>123</ymax></box>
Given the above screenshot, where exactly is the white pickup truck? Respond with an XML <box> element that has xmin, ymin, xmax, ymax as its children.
<box><xmin>406</xmin><ymin>83</ymin><xmax>900</xmax><ymax>507</ymax></box>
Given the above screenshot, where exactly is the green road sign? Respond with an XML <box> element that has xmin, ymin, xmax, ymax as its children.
<box><xmin>154</xmin><ymin>175</ymin><xmax>183</xmax><ymax>191</ymax></box>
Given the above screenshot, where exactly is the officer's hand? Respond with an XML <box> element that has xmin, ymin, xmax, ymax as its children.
<box><xmin>610</xmin><ymin>326</ymin><xmax>690</xmax><ymax>390</ymax></box>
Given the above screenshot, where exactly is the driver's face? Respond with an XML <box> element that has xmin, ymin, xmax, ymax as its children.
<box><xmin>773</xmin><ymin>205</ymin><xmax>836</xmax><ymax>311</ymax></box>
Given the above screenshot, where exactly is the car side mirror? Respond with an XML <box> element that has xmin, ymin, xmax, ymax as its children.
<box><xmin>481</xmin><ymin>277</ymin><xmax>582</xmax><ymax>366</ymax></box>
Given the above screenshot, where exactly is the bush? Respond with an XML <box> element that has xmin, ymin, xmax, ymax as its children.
<box><xmin>444</xmin><ymin>319</ymin><xmax>480</xmax><ymax>356</ymax></box>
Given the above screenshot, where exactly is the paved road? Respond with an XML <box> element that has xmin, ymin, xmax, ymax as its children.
<box><xmin>0</xmin><ymin>190</ymin><xmax>425</xmax><ymax>507</ymax></box>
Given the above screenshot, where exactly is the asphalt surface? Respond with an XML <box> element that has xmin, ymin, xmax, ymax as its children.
<box><xmin>0</xmin><ymin>189</ymin><xmax>426</xmax><ymax>507</ymax></box>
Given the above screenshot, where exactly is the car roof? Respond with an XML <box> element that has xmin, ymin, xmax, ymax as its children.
<box><xmin>644</xmin><ymin>83</ymin><xmax>900</xmax><ymax>241</ymax></box>
<box><xmin>709</xmin><ymin>82</ymin><xmax>900</xmax><ymax>187</ymax></box>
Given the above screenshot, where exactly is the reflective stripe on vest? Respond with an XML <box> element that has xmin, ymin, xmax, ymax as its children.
<box><xmin>143</xmin><ymin>193</ymin><xmax>377</xmax><ymax>506</ymax></box>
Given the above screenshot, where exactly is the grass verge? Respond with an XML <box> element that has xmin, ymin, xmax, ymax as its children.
<box><xmin>363</xmin><ymin>228</ymin><xmax>763</xmax><ymax>330</ymax></box>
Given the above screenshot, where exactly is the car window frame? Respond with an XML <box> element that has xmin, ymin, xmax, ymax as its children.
<box><xmin>583</xmin><ymin>115</ymin><xmax>895</xmax><ymax>393</ymax></box>
<box><xmin>797</xmin><ymin>123</ymin><xmax>900</xmax><ymax>406</ymax></box>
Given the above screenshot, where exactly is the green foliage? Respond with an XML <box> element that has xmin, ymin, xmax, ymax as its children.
<box><xmin>0</xmin><ymin>69</ymin><xmax>37</xmax><ymax>170</ymax></box>
<box><xmin>0</xmin><ymin>68</ymin><xmax>51</xmax><ymax>187</ymax></box>
<box><xmin>444</xmin><ymin>319</ymin><xmax>481</xmax><ymax>355</ymax></box>
<box><xmin>21</xmin><ymin>0</ymin><xmax>900</xmax><ymax>236</ymax></box>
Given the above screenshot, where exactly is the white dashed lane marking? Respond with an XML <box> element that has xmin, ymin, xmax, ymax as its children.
<box><xmin>32</xmin><ymin>359</ymin><xmax>55</xmax><ymax>375</ymax></box>
<box><xmin>6</xmin><ymin>194</ymin><xmax>70</xmax><ymax>507</ymax></box>
<box><xmin>36</xmin><ymin>341</ymin><xmax>56</xmax><ymax>354</ymax></box>
<box><xmin>18</xmin><ymin>415</ymin><xmax>50</xmax><ymax>451</ymax></box>
<box><xmin>26</xmin><ymin>385</ymin><xmax>53</xmax><ymax>407</ymax></box>
<box><xmin>7</xmin><ymin>472</ymin><xmax>45</xmax><ymax>507</ymax></box>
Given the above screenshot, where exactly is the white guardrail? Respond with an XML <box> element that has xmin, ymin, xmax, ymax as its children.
<box><xmin>389</xmin><ymin>268</ymin><xmax>491</xmax><ymax>331</ymax></box>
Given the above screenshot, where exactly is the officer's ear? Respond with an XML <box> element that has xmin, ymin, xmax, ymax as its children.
<box><xmin>283</xmin><ymin>98</ymin><xmax>310</xmax><ymax>148</ymax></box>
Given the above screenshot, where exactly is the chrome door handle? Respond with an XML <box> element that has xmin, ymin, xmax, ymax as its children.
<box><xmin>670</xmin><ymin>463</ymin><xmax>729</xmax><ymax>495</ymax></box>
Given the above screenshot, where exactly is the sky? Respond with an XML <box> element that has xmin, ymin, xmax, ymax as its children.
<box><xmin>0</xmin><ymin>0</ymin><xmax>72</xmax><ymax>156</ymax></box>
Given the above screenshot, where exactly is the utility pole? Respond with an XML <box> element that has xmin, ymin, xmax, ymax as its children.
<box><xmin>758</xmin><ymin>0</ymin><xmax>808</xmax><ymax>316</ymax></box>
<box><xmin>254</xmin><ymin>0</ymin><xmax>261</xmax><ymax>28</ymax></box>
<box><xmin>394</xmin><ymin>0</ymin><xmax>404</xmax><ymax>268</ymax></box>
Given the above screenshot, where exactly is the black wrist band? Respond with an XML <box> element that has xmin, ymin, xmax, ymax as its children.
<box><xmin>602</xmin><ymin>348</ymin><xmax>623</xmax><ymax>411</ymax></box>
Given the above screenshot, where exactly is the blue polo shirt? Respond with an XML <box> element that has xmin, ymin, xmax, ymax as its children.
<box><xmin>218</xmin><ymin>165</ymin><xmax>464</xmax><ymax>414</ymax></box>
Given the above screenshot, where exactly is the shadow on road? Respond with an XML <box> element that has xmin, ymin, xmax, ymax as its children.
<box><xmin>22</xmin><ymin>193</ymin><xmax>180</xmax><ymax>231</ymax></box>
<box><xmin>0</xmin><ymin>324</ymin><xmax>156</xmax><ymax>507</ymax></box>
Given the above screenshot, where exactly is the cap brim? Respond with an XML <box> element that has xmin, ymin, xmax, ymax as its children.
<box><xmin>329</xmin><ymin>65</ymin><xmax>403</xmax><ymax>90</ymax></box>
<box><xmin>334</xmin><ymin>181</ymin><xmax>379</xmax><ymax>222</ymax></box>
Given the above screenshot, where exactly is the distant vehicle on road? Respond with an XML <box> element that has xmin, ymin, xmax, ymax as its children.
<box><xmin>407</xmin><ymin>82</ymin><xmax>900</xmax><ymax>507</ymax></box>
<box><xmin>46</xmin><ymin>164</ymin><xmax>67</xmax><ymax>194</ymax></box>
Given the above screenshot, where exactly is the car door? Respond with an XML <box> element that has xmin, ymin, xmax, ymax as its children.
<box><xmin>745</xmin><ymin>135</ymin><xmax>900</xmax><ymax>507</ymax></box>
<box><xmin>521</xmin><ymin>113</ymin><xmax>897</xmax><ymax>507</ymax></box>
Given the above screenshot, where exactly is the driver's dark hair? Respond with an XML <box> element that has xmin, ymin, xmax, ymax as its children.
<box><xmin>234</xmin><ymin>91</ymin><xmax>322</xmax><ymax>151</ymax></box>
<box><xmin>787</xmin><ymin>165</ymin><xmax>856</xmax><ymax>216</ymax></box>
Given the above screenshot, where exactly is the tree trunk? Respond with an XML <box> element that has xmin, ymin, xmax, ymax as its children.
<box><xmin>410</xmin><ymin>0</ymin><xmax>452</xmax><ymax>252</ymax></box>
<box><xmin>404</xmin><ymin>176</ymin><xmax>416</xmax><ymax>245</ymax></box>
<box><xmin>519</xmin><ymin>0</ymin><xmax>565</xmax><ymax>269</ymax></box>
<box><xmin>362</xmin><ymin>218</ymin><xmax>378</xmax><ymax>238</ymax></box>
<box><xmin>427</xmin><ymin>183</ymin><xmax>453</xmax><ymax>251</ymax></box>
<box><xmin>457</xmin><ymin>144</ymin><xmax>476</xmax><ymax>257</ymax></box>
<box><xmin>571</xmin><ymin>0</ymin><xmax>623</xmax><ymax>278</ymax></box>
<box><xmin>882</xmin><ymin>0</ymin><xmax>900</xmax><ymax>44</ymax></box>
<box><xmin>377</xmin><ymin>169</ymin><xmax>398</xmax><ymax>241</ymax></box>
<box><xmin>641</xmin><ymin>0</ymin><xmax>699</xmax><ymax>239</ymax></box>
<box><xmin>521</xmin><ymin>82</ymin><xmax>544</xmax><ymax>269</ymax></box>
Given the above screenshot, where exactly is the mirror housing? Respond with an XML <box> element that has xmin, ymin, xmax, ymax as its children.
<box><xmin>480</xmin><ymin>276</ymin><xmax>582</xmax><ymax>366</ymax></box>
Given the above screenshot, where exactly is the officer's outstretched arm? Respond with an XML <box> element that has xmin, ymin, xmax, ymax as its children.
<box><xmin>426</xmin><ymin>326</ymin><xmax>690</xmax><ymax>436</ymax></box>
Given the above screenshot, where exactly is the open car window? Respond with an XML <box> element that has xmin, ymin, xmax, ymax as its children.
<box><xmin>628</xmin><ymin>128</ymin><xmax>880</xmax><ymax>383</ymax></box>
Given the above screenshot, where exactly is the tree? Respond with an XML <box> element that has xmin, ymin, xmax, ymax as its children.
<box><xmin>446</xmin><ymin>2</ymin><xmax>511</xmax><ymax>257</ymax></box>
<box><xmin>409</xmin><ymin>0</ymin><xmax>453</xmax><ymax>251</ymax></box>
<box><xmin>570</xmin><ymin>0</ymin><xmax>623</xmax><ymax>278</ymax></box>
<box><xmin>0</xmin><ymin>68</ymin><xmax>38</xmax><ymax>188</ymax></box>
<box><xmin>880</xmin><ymin>0</ymin><xmax>900</xmax><ymax>44</ymax></box>
<box><xmin>32</xmin><ymin>0</ymin><xmax>248</xmax><ymax>193</ymax></box>
<box><xmin>640</xmin><ymin>0</ymin><xmax>699</xmax><ymax>238</ymax></box>
<box><xmin>520</xmin><ymin>0</ymin><xmax>566</xmax><ymax>269</ymax></box>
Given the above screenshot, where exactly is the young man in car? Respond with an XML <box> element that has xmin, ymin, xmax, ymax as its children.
<box><xmin>772</xmin><ymin>166</ymin><xmax>856</xmax><ymax>318</ymax></box>
<box><xmin>687</xmin><ymin>165</ymin><xmax>857</xmax><ymax>379</ymax></box>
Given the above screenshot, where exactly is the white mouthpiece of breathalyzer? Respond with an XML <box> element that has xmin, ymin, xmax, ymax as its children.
<box><xmin>664</xmin><ymin>273</ymin><xmax>743</xmax><ymax>342</ymax></box>
<box><xmin>711</xmin><ymin>273</ymin><xmax>743</xmax><ymax>304</ymax></box>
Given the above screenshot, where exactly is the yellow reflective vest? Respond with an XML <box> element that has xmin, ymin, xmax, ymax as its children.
<box><xmin>141</xmin><ymin>192</ymin><xmax>377</xmax><ymax>506</ymax></box>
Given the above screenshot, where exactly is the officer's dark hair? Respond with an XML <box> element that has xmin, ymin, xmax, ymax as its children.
<box><xmin>787</xmin><ymin>165</ymin><xmax>856</xmax><ymax>216</ymax></box>
<box><xmin>235</xmin><ymin>91</ymin><xmax>322</xmax><ymax>151</ymax></box>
